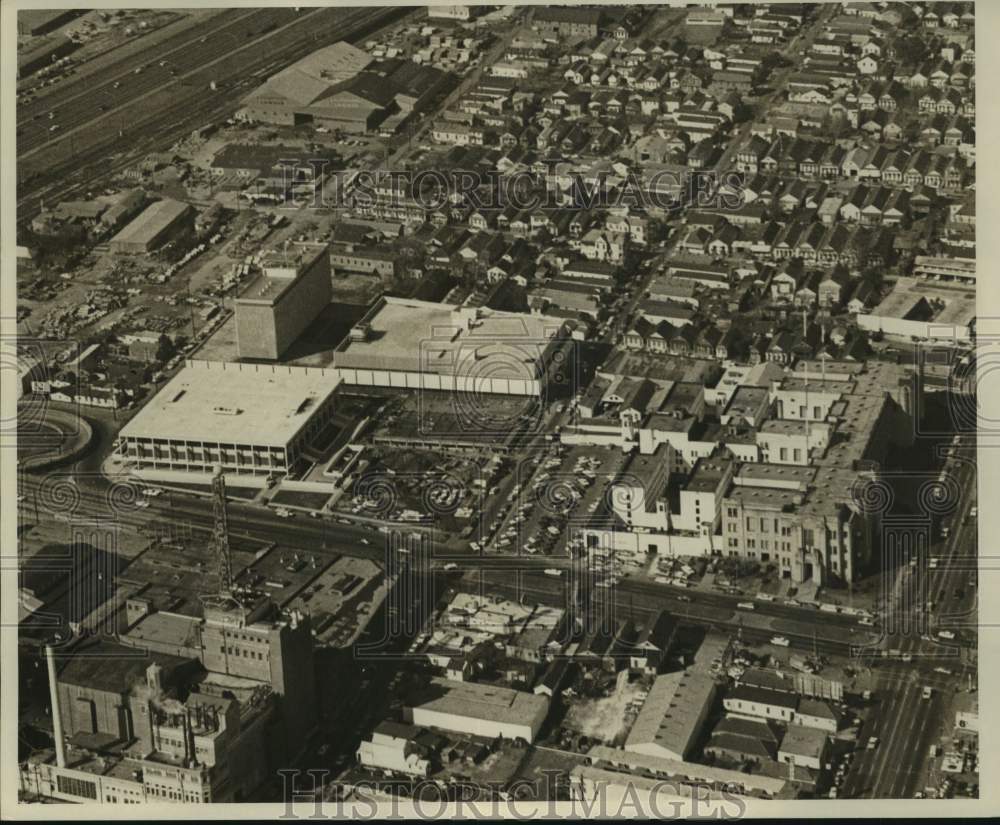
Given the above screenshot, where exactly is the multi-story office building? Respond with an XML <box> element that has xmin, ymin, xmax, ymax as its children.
<box><xmin>234</xmin><ymin>243</ymin><xmax>332</xmax><ymax>361</ymax></box>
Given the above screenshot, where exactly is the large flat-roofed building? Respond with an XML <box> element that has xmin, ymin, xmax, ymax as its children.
<box><xmin>109</xmin><ymin>199</ymin><xmax>193</xmax><ymax>254</ymax></box>
<box><xmin>235</xmin><ymin>243</ymin><xmax>332</xmax><ymax>360</ymax></box>
<box><xmin>117</xmin><ymin>363</ymin><xmax>340</xmax><ymax>477</ymax></box>
<box><xmin>857</xmin><ymin>276</ymin><xmax>975</xmax><ymax>345</ymax></box>
<box><xmin>405</xmin><ymin>677</ymin><xmax>550</xmax><ymax>743</ymax></box>
<box><xmin>332</xmin><ymin>296</ymin><xmax>572</xmax><ymax>396</ymax></box>
<box><xmin>625</xmin><ymin>669</ymin><xmax>716</xmax><ymax>761</ymax></box>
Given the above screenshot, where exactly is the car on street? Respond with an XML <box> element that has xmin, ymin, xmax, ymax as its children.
<box><xmin>770</xmin><ymin>636</ymin><xmax>790</xmax><ymax>647</ymax></box>
<box><xmin>274</xmin><ymin>507</ymin><xmax>293</xmax><ymax>519</ymax></box>
<box><xmin>736</xmin><ymin>601</ymin><xmax>755</xmax><ymax>611</ymax></box>
<box><xmin>867</xmin><ymin>737</ymin><xmax>879</xmax><ymax>750</ymax></box>
<box><xmin>923</xmin><ymin>686</ymin><xmax>933</xmax><ymax>699</ymax></box>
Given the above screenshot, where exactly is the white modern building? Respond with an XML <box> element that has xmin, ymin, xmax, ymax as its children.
<box><xmin>117</xmin><ymin>363</ymin><xmax>341</xmax><ymax>477</ymax></box>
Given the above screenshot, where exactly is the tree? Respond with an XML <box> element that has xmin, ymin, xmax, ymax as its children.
<box><xmin>894</xmin><ymin>35</ymin><xmax>927</xmax><ymax>67</ymax></box>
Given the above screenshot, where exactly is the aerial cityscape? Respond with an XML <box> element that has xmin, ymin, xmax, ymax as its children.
<box><xmin>11</xmin><ymin>1</ymin><xmax>979</xmax><ymax>811</ymax></box>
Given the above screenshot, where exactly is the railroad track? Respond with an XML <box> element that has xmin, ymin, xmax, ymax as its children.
<box><xmin>16</xmin><ymin>8</ymin><xmax>267</xmax><ymax>131</ymax></box>
<box><xmin>16</xmin><ymin>5</ymin><xmax>413</xmax><ymax>226</ymax></box>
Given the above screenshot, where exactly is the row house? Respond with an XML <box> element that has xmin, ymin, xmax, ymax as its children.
<box><xmin>918</xmin><ymin>86</ymin><xmax>972</xmax><ymax>117</ymax></box>
<box><xmin>770</xmin><ymin>221</ymin><xmax>892</xmax><ymax>269</ymax></box>
<box><xmin>839</xmin><ymin>185</ymin><xmax>910</xmax><ymax>226</ymax></box>
<box><xmin>854</xmin><ymin>79</ymin><xmax>906</xmax><ymax>112</ymax></box>
<box><xmin>798</xmin><ymin>268</ymin><xmax>850</xmax><ymax>308</ymax></box>
<box><xmin>623</xmin><ymin>317</ymin><xmax>728</xmax><ymax>359</ymax></box>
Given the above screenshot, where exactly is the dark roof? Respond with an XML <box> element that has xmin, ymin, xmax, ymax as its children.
<box><xmin>320</xmin><ymin>73</ymin><xmax>397</xmax><ymax>107</ymax></box>
<box><xmin>726</xmin><ymin>684</ymin><xmax>799</xmax><ymax>710</ymax></box>
<box><xmin>375</xmin><ymin>720</ymin><xmax>420</xmax><ymax>740</ymax></box>
<box><xmin>708</xmin><ymin>732</ymin><xmax>775</xmax><ymax>760</ymax></box>
<box><xmin>714</xmin><ymin>715</ymin><xmax>780</xmax><ymax>743</ymax></box>
<box><xmin>636</xmin><ymin>610</ymin><xmax>677</xmax><ymax>651</ymax></box>
<box><xmin>56</xmin><ymin>639</ymin><xmax>196</xmax><ymax>694</ymax></box>
<box><xmin>535</xmin><ymin>7</ymin><xmax>603</xmax><ymax>25</ymax></box>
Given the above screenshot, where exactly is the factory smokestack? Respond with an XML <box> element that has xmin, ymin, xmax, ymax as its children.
<box><xmin>45</xmin><ymin>645</ymin><xmax>67</xmax><ymax>768</ymax></box>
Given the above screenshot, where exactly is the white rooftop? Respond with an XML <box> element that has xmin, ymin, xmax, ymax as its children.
<box><xmin>121</xmin><ymin>365</ymin><xmax>340</xmax><ymax>446</ymax></box>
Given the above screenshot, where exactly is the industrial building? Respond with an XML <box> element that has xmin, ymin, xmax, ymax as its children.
<box><xmin>332</xmin><ymin>296</ymin><xmax>572</xmax><ymax>396</ymax></box>
<box><xmin>234</xmin><ymin>243</ymin><xmax>333</xmax><ymax>360</ymax></box>
<box><xmin>116</xmin><ymin>363</ymin><xmax>341</xmax><ymax>477</ymax></box>
<box><xmin>624</xmin><ymin>669</ymin><xmax>716</xmax><ymax>761</ymax></box>
<box><xmin>108</xmin><ymin>199</ymin><xmax>193</xmax><ymax>255</ymax></box>
<box><xmin>21</xmin><ymin>640</ymin><xmax>275</xmax><ymax>803</ymax></box>
<box><xmin>240</xmin><ymin>41</ymin><xmax>394</xmax><ymax>131</ymax></box>
<box><xmin>405</xmin><ymin>677</ymin><xmax>550</xmax><ymax>743</ymax></box>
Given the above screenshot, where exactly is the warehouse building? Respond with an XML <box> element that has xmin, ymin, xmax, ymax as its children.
<box><xmin>405</xmin><ymin>677</ymin><xmax>550</xmax><ymax>743</ymax></box>
<box><xmin>241</xmin><ymin>41</ymin><xmax>385</xmax><ymax>130</ymax></box>
<box><xmin>235</xmin><ymin>243</ymin><xmax>332</xmax><ymax>360</ymax></box>
<box><xmin>624</xmin><ymin>669</ymin><xmax>716</xmax><ymax>761</ymax></box>
<box><xmin>117</xmin><ymin>363</ymin><xmax>341</xmax><ymax>477</ymax></box>
<box><xmin>108</xmin><ymin>199</ymin><xmax>193</xmax><ymax>255</ymax></box>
